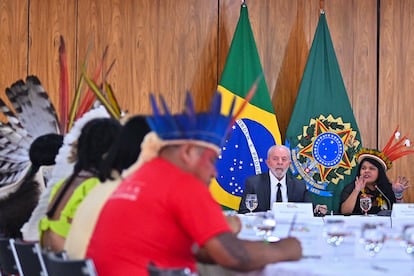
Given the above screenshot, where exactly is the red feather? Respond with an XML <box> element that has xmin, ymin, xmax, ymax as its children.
<box><xmin>75</xmin><ymin>46</ymin><xmax>110</xmax><ymax>120</ymax></box>
<box><xmin>59</xmin><ymin>36</ymin><xmax>69</xmax><ymax>133</ymax></box>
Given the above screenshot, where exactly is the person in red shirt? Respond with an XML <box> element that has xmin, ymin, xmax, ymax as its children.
<box><xmin>86</xmin><ymin>92</ymin><xmax>302</xmax><ymax>275</ymax></box>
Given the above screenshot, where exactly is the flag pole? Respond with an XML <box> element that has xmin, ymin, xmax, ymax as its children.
<box><xmin>320</xmin><ymin>0</ymin><xmax>325</xmax><ymax>14</ymax></box>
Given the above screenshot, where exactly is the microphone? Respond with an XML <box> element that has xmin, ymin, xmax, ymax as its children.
<box><xmin>375</xmin><ymin>185</ymin><xmax>392</xmax><ymax>211</ymax></box>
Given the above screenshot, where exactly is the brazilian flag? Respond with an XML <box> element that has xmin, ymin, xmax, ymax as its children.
<box><xmin>209</xmin><ymin>3</ymin><xmax>281</xmax><ymax>210</ymax></box>
<box><xmin>285</xmin><ymin>11</ymin><xmax>362</xmax><ymax>213</ymax></box>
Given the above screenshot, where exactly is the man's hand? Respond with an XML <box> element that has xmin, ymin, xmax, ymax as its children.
<box><xmin>314</xmin><ymin>204</ymin><xmax>328</xmax><ymax>216</ymax></box>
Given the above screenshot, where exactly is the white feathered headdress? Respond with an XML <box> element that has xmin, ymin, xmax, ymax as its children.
<box><xmin>0</xmin><ymin>76</ymin><xmax>61</xmax><ymax>198</ymax></box>
<box><xmin>0</xmin><ymin>36</ymin><xmax>123</xmax><ymax>239</ymax></box>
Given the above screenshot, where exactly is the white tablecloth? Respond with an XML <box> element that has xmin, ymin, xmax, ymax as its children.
<box><xmin>199</xmin><ymin>258</ymin><xmax>412</xmax><ymax>276</ymax></box>
<box><xmin>198</xmin><ymin>214</ymin><xmax>414</xmax><ymax>276</ymax></box>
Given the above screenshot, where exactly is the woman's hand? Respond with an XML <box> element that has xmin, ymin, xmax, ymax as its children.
<box><xmin>392</xmin><ymin>176</ymin><xmax>409</xmax><ymax>194</ymax></box>
<box><xmin>354</xmin><ymin>176</ymin><xmax>366</xmax><ymax>192</ymax></box>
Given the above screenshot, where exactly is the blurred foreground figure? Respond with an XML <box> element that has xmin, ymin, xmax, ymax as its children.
<box><xmin>86</xmin><ymin>92</ymin><xmax>302</xmax><ymax>275</ymax></box>
<box><xmin>65</xmin><ymin>115</ymin><xmax>151</xmax><ymax>258</ymax></box>
<box><xmin>39</xmin><ymin>117</ymin><xmax>121</xmax><ymax>252</ymax></box>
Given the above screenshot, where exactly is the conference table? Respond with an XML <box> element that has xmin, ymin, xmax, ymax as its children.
<box><xmin>198</xmin><ymin>213</ymin><xmax>414</xmax><ymax>276</ymax></box>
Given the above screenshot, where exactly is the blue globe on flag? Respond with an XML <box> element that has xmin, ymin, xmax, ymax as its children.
<box><xmin>215</xmin><ymin>118</ymin><xmax>276</xmax><ymax>198</ymax></box>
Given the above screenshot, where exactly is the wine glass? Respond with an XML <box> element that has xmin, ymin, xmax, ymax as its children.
<box><xmin>360</xmin><ymin>196</ymin><xmax>372</xmax><ymax>216</ymax></box>
<box><xmin>245</xmin><ymin>194</ymin><xmax>258</xmax><ymax>214</ymax></box>
<box><xmin>322</xmin><ymin>219</ymin><xmax>347</xmax><ymax>260</ymax></box>
<box><xmin>360</xmin><ymin>223</ymin><xmax>385</xmax><ymax>257</ymax></box>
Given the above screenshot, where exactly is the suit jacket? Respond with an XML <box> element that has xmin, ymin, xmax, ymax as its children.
<box><xmin>238</xmin><ymin>172</ymin><xmax>312</xmax><ymax>214</ymax></box>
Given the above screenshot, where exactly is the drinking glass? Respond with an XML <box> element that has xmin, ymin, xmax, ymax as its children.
<box><xmin>322</xmin><ymin>219</ymin><xmax>348</xmax><ymax>261</ymax></box>
<box><xmin>253</xmin><ymin>212</ymin><xmax>277</xmax><ymax>242</ymax></box>
<box><xmin>360</xmin><ymin>197</ymin><xmax>372</xmax><ymax>216</ymax></box>
<box><xmin>402</xmin><ymin>224</ymin><xmax>414</xmax><ymax>271</ymax></box>
<box><xmin>360</xmin><ymin>223</ymin><xmax>385</xmax><ymax>257</ymax></box>
<box><xmin>323</xmin><ymin>219</ymin><xmax>347</xmax><ymax>247</ymax></box>
<box><xmin>245</xmin><ymin>194</ymin><xmax>258</xmax><ymax>214</ymax></box>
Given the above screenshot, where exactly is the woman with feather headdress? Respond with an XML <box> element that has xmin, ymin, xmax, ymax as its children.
<box><xmin>0</xmin><ymin>76</ymin><xmax>63</xmax><ymax>238</ymax></box>
<box><xmin>39</xmin><ymin>116</ymin><xmax>121</xmax><ymax>252</ymax></box>
<box><xmin>18</xmin><ymin>36</ymin><xmax>123</xmax><ymax>241</ymax></box>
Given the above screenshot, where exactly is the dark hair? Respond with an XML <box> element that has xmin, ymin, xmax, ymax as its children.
<box><xmin>28</xmin><ymin>133</ymin><xmax>63</xmax><ymax>178</ymax></box>
<box><xmin>356</xmin><ymin>157</ymin><xmax>394</xmax><ymax>198</ymax></box>
<box><xmin>0</xmin><ymin>134</ymin><xmax>63</xmax><ymax>238</ymax></box>
<box><xmin>98</xmin><ymin>115</ymin><xmax>151</xmax><ymax>182</ymax></box>
<box><xmin>73</xmin><ymin>118</ymin><xmax>122</xmax><ymax>175</ymax></box>
<box><xmin>0</xmin><ymin>178</ymin><xmax>41</xmax><ymax>238</ymax></box>
<box><xmin>47</xmin><ymin>117</ymin><xmax>121</xmax><ymax>218</ymax></box>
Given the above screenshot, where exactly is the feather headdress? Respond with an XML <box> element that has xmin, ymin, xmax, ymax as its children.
<box><xmin>0</xmin><ymin>76</ymin><xmax>60</xmax><ymax>195</ymax></box>
<box><xmin>0</xmin><ymin>36</ymin><xmax>122</xmax><ymax>196</ymax></box>
<box><xmin>356</xmin><ymin>126</ymin><xmax>414</xmax><ymax>170</ymax></box>
<box><xmin>0</xmin><ymin>36</ymin><xmax>123</xmax><ymax>239</ymax></box>
<box><xmin>147</xmin><ymin>81</ymin><xmax>258</xmax><ymax>154</ymax></box>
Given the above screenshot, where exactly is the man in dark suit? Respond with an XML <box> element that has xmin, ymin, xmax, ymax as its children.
<box><xmin>238</xmin><ymin>145</ymin><xmax>327</xmax><ymax>215</ymax></box>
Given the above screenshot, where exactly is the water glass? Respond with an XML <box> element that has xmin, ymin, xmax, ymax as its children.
<box><xmin>322</xmin><ymin>219</ymin><xmax>348</xmax><ymax>261</ymax></box>
<box><xmin>360</xmin><ymin>223</ymin><xmax>385</xmax><ymax>257</ymax></box>
<box><xmin>323</xmin><ymin>219</ymin><xmax>347</xmax><ymax>247</ymax></box>
<box><xmin>403</xmin><ymin>225</ymin><xmax>414</xmax><ymax>257</ymax></box>
<box><xmin>360</xmin><ymin>197</ymin><xmax>372</xmax><ymax>216</ymax></box>
<box><xmin>253</xmin><ymin>212</ymin><xmax>276</xmax><ymax>241</ymax></box>
<box><xmin>245</xmin><ymin>194</ymin><xmax>258</xmax><ymax>214</ymax></box>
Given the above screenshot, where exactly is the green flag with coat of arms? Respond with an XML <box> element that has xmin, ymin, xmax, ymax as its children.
<box><xmin>285</xmin><ymin>11</ymin><xmax>362</xmax><ymax>213</ymax></box>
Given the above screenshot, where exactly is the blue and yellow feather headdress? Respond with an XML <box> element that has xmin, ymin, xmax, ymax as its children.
<box><xmin>146</xmin><ymin>79</ymin><xmax>259</xmax><ymax>154</ymax></box>
<box><xmin>147</xmin><ymin>91</ymin><xmax>236</xmax><ymax>153</ymax></box>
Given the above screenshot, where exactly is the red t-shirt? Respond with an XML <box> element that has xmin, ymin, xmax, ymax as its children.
<box><xmin>86</xmin><ymin>157</ymin><xmax>231</xmax><ymax>275</ymax></box>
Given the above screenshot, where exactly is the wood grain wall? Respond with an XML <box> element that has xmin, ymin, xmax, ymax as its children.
<box><xmin>379</xmin><ymin>0</ymin><xmax>414</xmax><ymax>202</ymax></box>
<box><xmin>0</xmin><ymin>0</ymin><xmax>413</xmax><ymax>202</ymax></box>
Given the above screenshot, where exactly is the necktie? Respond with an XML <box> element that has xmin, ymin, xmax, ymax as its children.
<box><xmin>276</xmin><ymin>183</ymin><xmax>282</xmax><ymax>202</ymax></box>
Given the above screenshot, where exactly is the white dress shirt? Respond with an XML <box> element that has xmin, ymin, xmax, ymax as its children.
<box><xmin>269</xmin><ymin>172</ymin><xmax>287</xmax><ymax>203</ymax></box>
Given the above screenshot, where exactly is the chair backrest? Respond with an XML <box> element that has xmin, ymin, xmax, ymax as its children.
<box><xmin>9</xmin><ymin>239</ymin><xmax>49</xmax><ymax>276</ymax></box>
<box><xmin>0</xmin><ymin>237</ymin><xmax>18</xmax><ymax>275</ymax></box>
<box><xmin>45</xmin><ymin>252</ymin><xmax>97</xmax><ymax>276</ymax></box>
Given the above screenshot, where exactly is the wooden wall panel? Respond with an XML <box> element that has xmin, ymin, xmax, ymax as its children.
<box><xmin>323</xmin><ymin>0</ymin><xmax>378</xmax><ymax>148</ymax></box>
<box><xmin>0</xmin><ymin>0</ymin><xmax>28</xmax><ymax>105</ymax></box>
<box><xmin>28</xmin><ymin>0</ymin><xmax>77</xmax><ymax>119</ymax></box>
<box><xmin>77</xmin><ymin>0</ymin><xmax>218</xmax><ymax>114</ymax></box>
<box><xmin>350</xmin><ymin>0</ymin><xmax>378</xmax><ymax>148</ymax></box>
<box><xmin>380</xmin><ymin>0</ymin><xmax>414</xmax><ymax>202</ymax></box>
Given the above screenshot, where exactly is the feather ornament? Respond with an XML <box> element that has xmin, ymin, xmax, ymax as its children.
<box><xmin>75</xmin><ymin>46</ymin><xmax>112</xmax><ymax>120</ymax></box>
<box><xmin>357</xmin><ymin>126</ymin><xmax>414</xmax><ymax>170</ymax></box>
<box><xmin>103</xmin><ymin>83</ymin><xmax>122</xmax><ymax>117</ymax></box>
<box><xmin>0</xmin><ymin>36</ymin><xmax>123</xmax><ymax>240</ymax></box>
<box><xmin>59</xmin><ymin>36</ymin><xmax>69</xmax><ymax>134</ymax></box>
<box><xmin>6</xmin><ymin>76</ymin><xmax>60</xmax><ymax>137</ymax></box>
<box><xmin>21</xmin><ymin>106</ymin><xmax>110</xmax><ymax>241</ymax></box>
<box><xmin>147</xmin><ymin>83</ymin><xmax>257</xmax><ymax>152</ymax></box>
<box><xmin>81</xmin><ymin>72</ymin><xmax>120</xmax><ymax>119</ymax></box>
<box><xmin>67</xmin><ymin>42</ymin><xmax>93</xmax><ymax>131</ymax></box>
<box><xmin>0</xmin><ymin>76</ymin><xmax>60</xmax><ymax>192</ymax></box>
